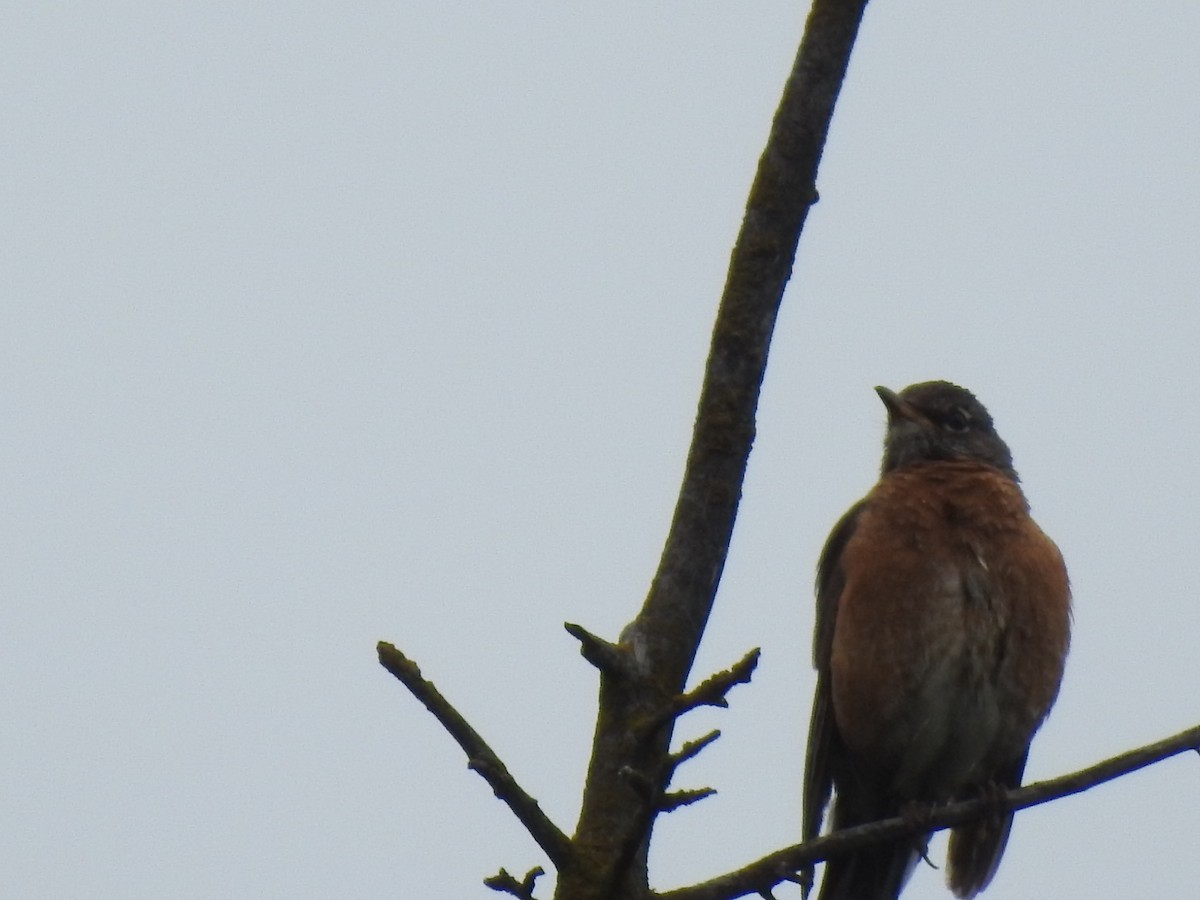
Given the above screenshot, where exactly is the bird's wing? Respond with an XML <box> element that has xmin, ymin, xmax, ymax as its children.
<box><xmin>802</xmin><ymin>500</ymin><xmax>866</xmax><ymax>860</ymax></box>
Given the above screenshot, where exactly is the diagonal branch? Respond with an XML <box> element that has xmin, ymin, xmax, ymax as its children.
<box><xmin>643</xmin><ymin>650</ymin><xmax>760</xmax><ymax>737</ymax></box>
<box><xmin>669</xmin><ymin>730</ymin><xmax>722</xmax><ymax>771</ymax></box>
<box><xmin>377</xmin><ymin>641</ymin><xmax>573</xmax><ymax>868</ymax></box>
<box><xmin>560</xmin><ymin>4</ymin><xmax>874</xmax><ymax>897</ymax></box>
<box><xmin>659</xmin><ymin>787</ymin><xmax>717</xmax><ymax>813</ymax></box>
<box><xmin>623</xmin><ymin>0</ymin><xmax>870</xmax><ymax>691</ymax></box>
<box><xmin>658</xmin><ymin>722</ymin><xmax>1200</xmax><ymax>900</ymax></box>
<box><xmin>672</xmin><ymin>649</ymin><xmax>761</xmax><ymax>716</ymax></box>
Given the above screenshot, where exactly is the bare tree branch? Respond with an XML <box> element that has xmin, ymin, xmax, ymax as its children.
<box><xmin>670</xmin><ymin>649</ymin><xmax>761</xmax><ymax>717</ymax></box>
<box><xmin>559</xmin><ymin>5</ymin><xmax>872</xmax><ymax>896</ymax></box>
<box><xmin>637</xmin><ymin>651</ymin><xmax>760</xmax><ymax>742</ymax></box>
<box><xmin>658</xmin><ymin>722</ymin><xmax>1200</xmax><ymax>900</ymax></box>
<box><xmin>669</xmin><ymin>730</ymin><xmax>722</xmax><ymax>770</ymax></box>
<box><xmin>564</xmin><ymin>622</ymin><xmax>633</xmax><ymax>677</ymax></box>
<box><xmin>486</xmin><ymin>867</ymin><xmax>547</xmax><ymax>900</ymax></box>
<box><xmin>659</xmin><ymin>787</ymin><xmax>718</xmax><ymax>813</ymax></box>
<box><xmin>376</xmin><ymin>641</ymin><xmax>572</xmax><ymax>868</ymax></box>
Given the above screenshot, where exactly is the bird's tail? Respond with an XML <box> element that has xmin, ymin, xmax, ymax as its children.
<box><xmin>946</xmin><ymin>755</ymin><xmax>1027</xmax><ymax>898</ymax></box>
<box><xmin>946</xmin><ymin>808</ymin><xmax>1014</xmax><ymax>898</ymax></box>
<box><xmin>815</xmin><ymin>836</ymin><xmax>921</xmax><ymax>900</ymax></box>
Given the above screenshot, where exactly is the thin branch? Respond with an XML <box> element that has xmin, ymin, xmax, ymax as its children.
<box><xmin>563</xmin><ymin>622</ymin><xmax>631</xmax><ymax>677</ymax></box>
<box><xmin>659</xmin><ymin>722</ymin><xmax>1200</xmax><ymax>900</ymax></box>
<box><xmin>641</xmin><ymin>652</ymin><xmax>758</xmax><ymax>741</ymax></box>
<box><xmin>671</xmin><ymin>649</ymin><xmax>760</xmax><ymax>716</ymax></box>
<box><xmin>660</xmin><ymin>787</ymin><xmax>717</xmax><ymax>813</ymax></box>
<box><xmin>376</xmin><ymin>641</ymin><xmax>572</xmax><ymax>868</ymax></box>
<box><xmin>485</xmin><ymin>867</ymin><xmax>546</xmax><ymax>900</ymax></box>
<box><xmin>670</xmin><ymin>730</ymin><xmax>722</xmax><ymax>769</ymax></box>
<box><xmin>621</xmin><ymin>0</ymin><xmax>871</xmax><ymax>680</ymax></box>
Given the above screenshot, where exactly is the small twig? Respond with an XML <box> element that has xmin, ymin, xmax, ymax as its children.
<box><xmin>670</xmin><ymin>729</ymin><xmax>722</xmax><ymax>770</ymax></box>
<box><xmin>563</xmin><ymin>622</ymin><xmax>631</xmax><ymax>677</ymax></box>
<box><xmin>675</xmin><ymin>648</ymin><xmax>760</xmax><ymax>713</ymax></box>
<box><xmin>659</xmin><ymin>731</ymin><xmax>723</xmax><ymax>811</ymax></box>
<box><xmin>485</xmin><ymin>866</ymin><xmax>545</xmax><ymax>899</ymax></box>
<box><xmin>658</xmin><ymin>722</ymin><xmax>1200</xmax><ymax>900</ymax></box>
<box><xmin>660</xmin><ymin>787</ymin><xmax>717</xmax><ymax>813</ymax></box>
<box><xmin>646</xmin><ymin>649</ymin><xmax>760</xmax><ymax>737</ymax></box>
<box><xmin>376</xmin><ymin>642</ymin><xmax>572</xmax><ymax>868</ymax></box>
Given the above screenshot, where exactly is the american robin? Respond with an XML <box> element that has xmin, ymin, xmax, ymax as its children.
<box><xmin>802</xmin><ymin>381</ymin><xmax>1071</xmax><ymax>900</ymax></box>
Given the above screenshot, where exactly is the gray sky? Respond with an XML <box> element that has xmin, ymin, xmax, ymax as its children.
<box><xmin>6</xmin><ymin>2</ymin><xmax>1200</xmax><ymax>897</ymax></box>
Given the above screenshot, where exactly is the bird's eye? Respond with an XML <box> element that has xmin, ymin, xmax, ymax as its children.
<box><xmin>944</xmin><ymin>408</ymin><xmax>972</xmax><ymax>433</ymax></box>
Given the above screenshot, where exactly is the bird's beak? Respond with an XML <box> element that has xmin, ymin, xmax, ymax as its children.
<box><xmin>875</xmin><ymin>386</ymin><xmax>924</xmax><ymax>425</ymax></box>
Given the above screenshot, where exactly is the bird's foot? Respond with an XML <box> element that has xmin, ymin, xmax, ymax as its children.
<box><xmin>898</xmin><ymin>801</ymin><xmax>938</xmax><ymax>869</ymax></box>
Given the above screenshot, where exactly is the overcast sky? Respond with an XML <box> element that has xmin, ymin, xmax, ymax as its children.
<box><xmin>6</xmin><ymin>2</ymin><xmax>1200</xmax><ymax>898</ymax></box>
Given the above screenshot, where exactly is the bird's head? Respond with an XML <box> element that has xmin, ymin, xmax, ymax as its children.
<box><xmin>876</xmin><ymin>380</ymin><xmax>1017</xmax><ymax>479</ymax></box>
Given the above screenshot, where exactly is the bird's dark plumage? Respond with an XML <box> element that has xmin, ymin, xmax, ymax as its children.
<box><xmin>803</xmin><ymin>381</ymin><xmax>1071</xmax><ymax>900</ymax></box>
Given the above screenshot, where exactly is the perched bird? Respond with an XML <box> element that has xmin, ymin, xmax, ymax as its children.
<box><xmin>802</xmin><ymin>381</ymin><xmax>1071</xmax><ymax>900</ymax></box>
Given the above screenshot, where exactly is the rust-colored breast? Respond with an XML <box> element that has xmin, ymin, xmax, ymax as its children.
<box><xmin>828</xmin><ymin>461</ymin><xmax>1070</xmax><ymax>800</ymax></box>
